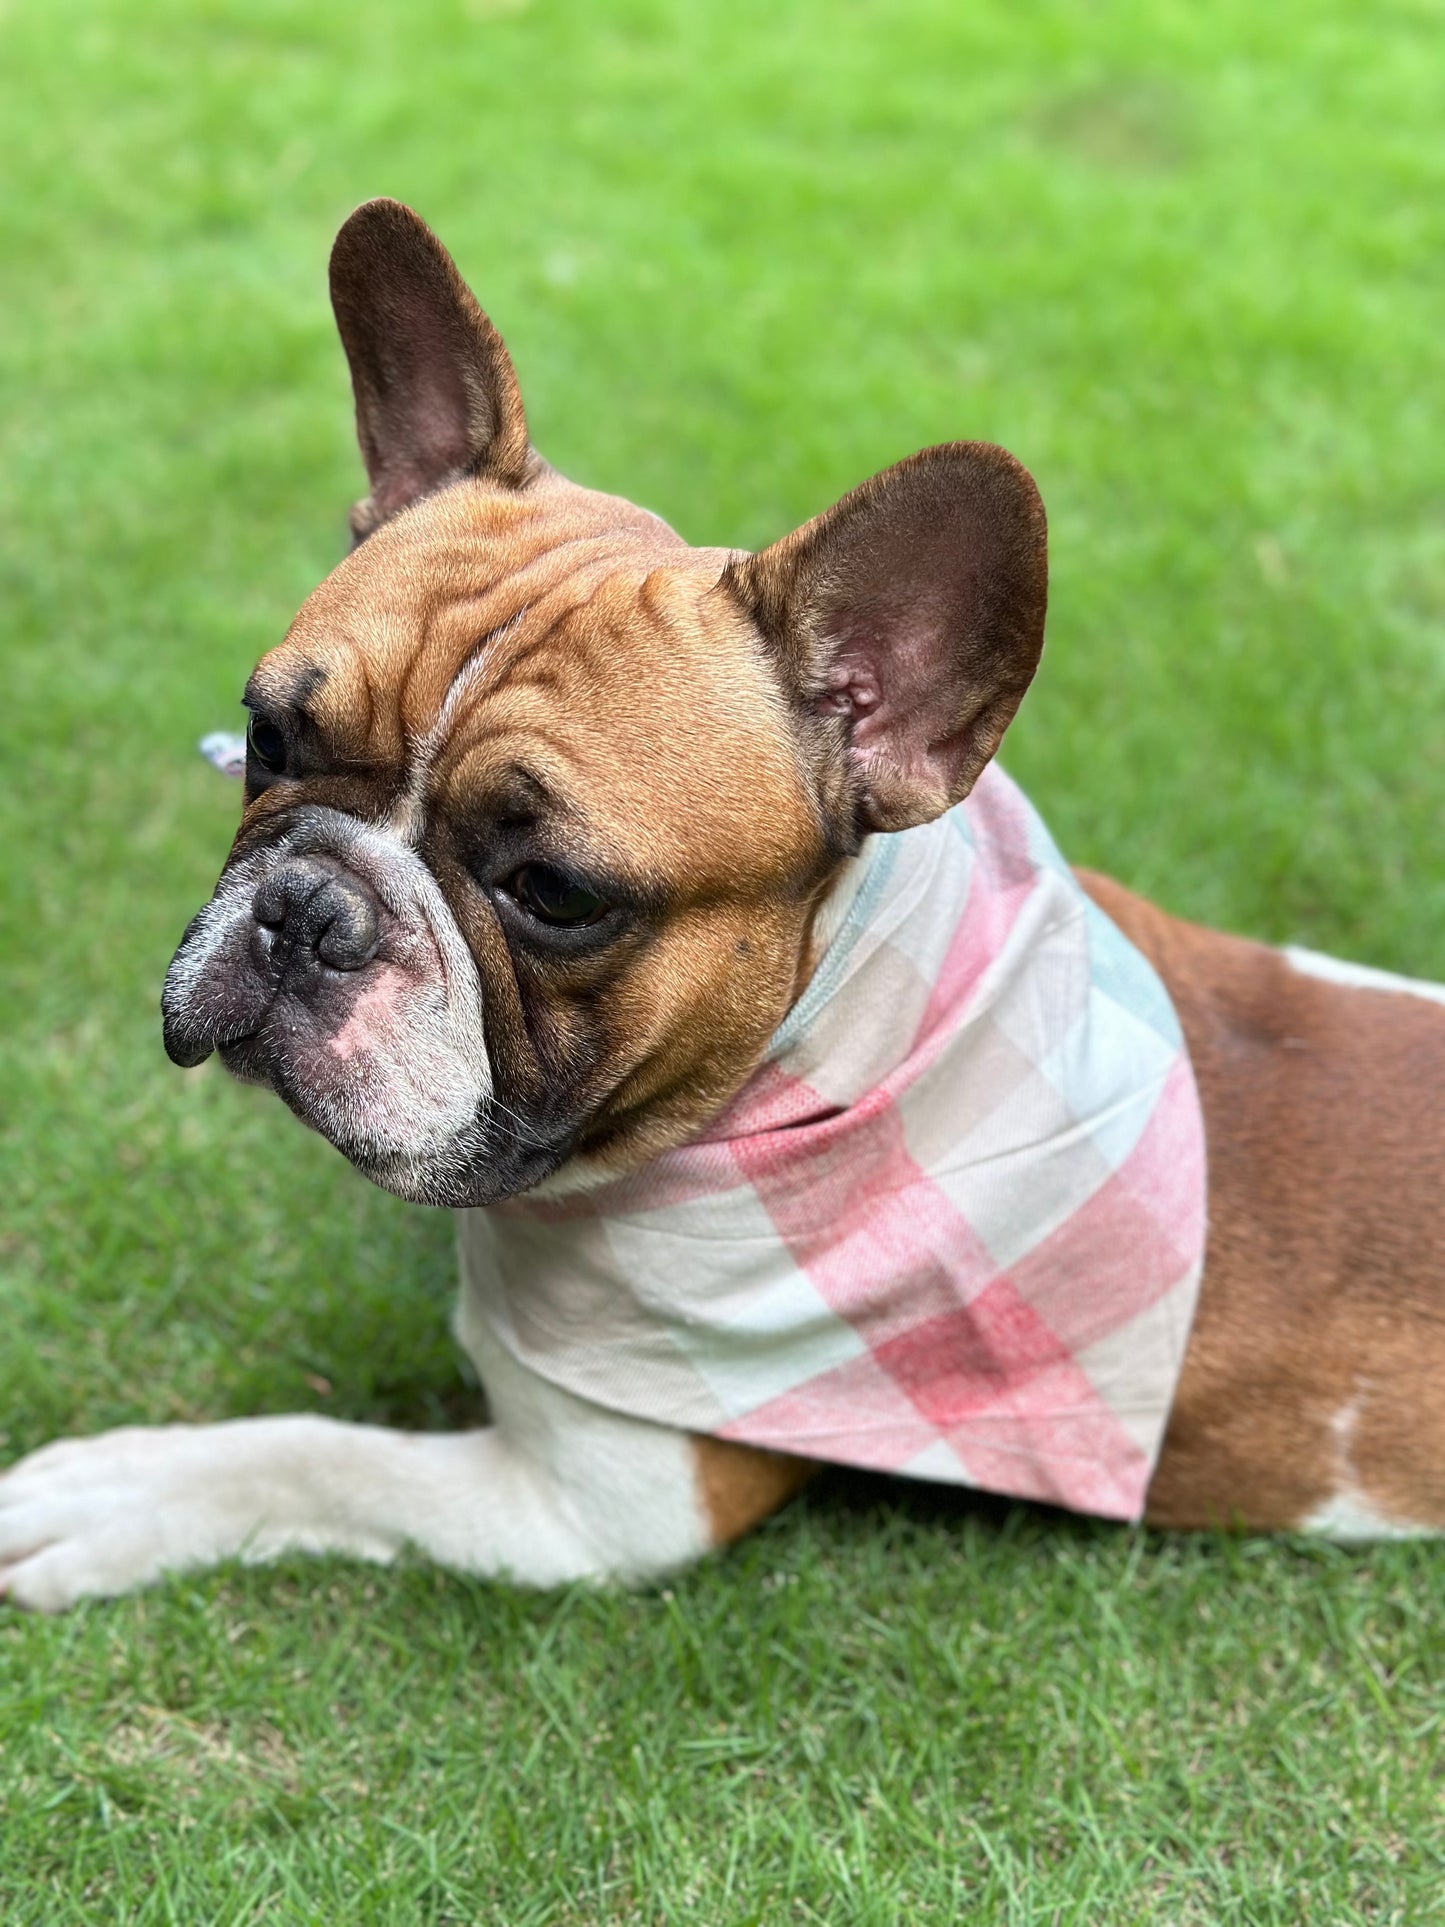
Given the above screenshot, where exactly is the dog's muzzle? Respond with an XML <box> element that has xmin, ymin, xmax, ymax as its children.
<box><xmin>158</xmin><ymin>854</ymin><xmax>385</xmax><ymax>1072</ymax></box>
<box><xmin>157</xmin><ymin>808</ymin><xmax>510</xmax><ymax>1201</ymax></box>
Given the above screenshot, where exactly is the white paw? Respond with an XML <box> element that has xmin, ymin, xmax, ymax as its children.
<box><xmin>0</xmin><ymin>1426</ymin><xmax>255</xmax><ymax>1612</ymax></box>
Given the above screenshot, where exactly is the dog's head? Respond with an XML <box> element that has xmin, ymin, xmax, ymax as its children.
<box><xmin>162</xmin><ymin>200</ymin><xmax>1048</xmax><ymax>1206</ymax></box>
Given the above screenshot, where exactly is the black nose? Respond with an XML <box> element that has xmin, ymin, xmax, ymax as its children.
<box><xmin>251</xmin><ymin>856</ymin><xmax>382</xmax><ymax>977</ymax></box>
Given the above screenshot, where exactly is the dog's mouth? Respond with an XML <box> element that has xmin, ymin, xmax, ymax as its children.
<box><xmin>208</xmin><ymin>1022</ymin><xmax>573</xmax><ymax>1207</ymax></box>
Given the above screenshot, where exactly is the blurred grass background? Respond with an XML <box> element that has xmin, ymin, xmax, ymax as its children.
<box><xmin>1</xmin><ymin>0</ymin><xmax>1442</xmax><ymax>1919</ymax></box>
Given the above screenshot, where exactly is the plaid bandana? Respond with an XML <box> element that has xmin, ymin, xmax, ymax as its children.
<box><xmin>458</xmin><ymin>764</ymin><xmax>1206</xmax><ymax>1521</ymax></box>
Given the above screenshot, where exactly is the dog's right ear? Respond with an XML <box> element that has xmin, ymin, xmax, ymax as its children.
<box><xmin>329</xmin><ymin>199</ymin><xmax>531</xmax><ymax>542</ymax></box>
<box><xmin>726</xmin><ymin>443</ymin><xmax>1048</xmax><ymax>836</ymax></box>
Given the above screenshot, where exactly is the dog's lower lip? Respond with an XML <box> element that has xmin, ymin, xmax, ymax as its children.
<box><xmin>214</xmin><ymin>1031</ymin><xmax>268</xmax><ymax>1078</ymax></box>
<box><xmin>163</xmin><ymin>1030</ymin><xmax>216</xmax><ymax>1070</ymax></box>
<box><xmin>165</xmin><ymin>1016</ymin><xmax>261</xmax><ymax>1070</ymax></box>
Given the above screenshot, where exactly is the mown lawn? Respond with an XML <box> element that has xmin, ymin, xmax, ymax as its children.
<box><xmin>1</xmin><ymin>0</ymin><xmax>1442</xmax><ymax>1919</ymax></box>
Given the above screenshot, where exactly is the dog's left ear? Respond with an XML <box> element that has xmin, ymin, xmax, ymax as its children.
<box><xmin>329</xmin><ymin>198</ymin><xmax>532</xmax><ymax>540</ymax></box>
<box><xmin>727</xmin><ymin>443</ymin><xmax>1047</xmax><ymax>833</ymax></box>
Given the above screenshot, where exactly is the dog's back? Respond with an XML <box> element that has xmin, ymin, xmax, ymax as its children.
<box><xmin>1083</xmin><ymin>870</ymin><xmax>1445</xmax><ymax>1534</ymax></box>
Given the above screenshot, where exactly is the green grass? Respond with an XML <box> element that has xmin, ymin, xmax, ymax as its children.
<box><xmin>1</xmin><ymin>0</ymin><xmax>1443</xmax><ymax>1918</ymax></box>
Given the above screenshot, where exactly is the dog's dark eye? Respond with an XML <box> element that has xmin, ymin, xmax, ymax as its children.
<box><xmin>246</xmin><ymin>716</ymin><xmax>287</xmax><ymax>773</ymax></box>
<box><xmin>505</xmin><ymin>864</ymin><xmax>608</xmax><ymax>927</ymax></box>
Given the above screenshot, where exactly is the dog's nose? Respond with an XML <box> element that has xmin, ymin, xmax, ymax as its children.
<box><xmin>251</xmin><ymin>857</ymin><xmax>382</xmax><ymax>976</ymax></box>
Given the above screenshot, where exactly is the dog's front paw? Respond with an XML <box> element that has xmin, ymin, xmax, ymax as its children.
<box><xmin>0</xmin><ymin>1426</ymin><xmax>251</xmax><ymax>1612</ymax></box>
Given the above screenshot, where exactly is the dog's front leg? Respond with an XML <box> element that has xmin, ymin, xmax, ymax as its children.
<box><xmin>0</xmin><ymin>1355</ymin><xmax>731</xmax><ymax>1613</ymax></box>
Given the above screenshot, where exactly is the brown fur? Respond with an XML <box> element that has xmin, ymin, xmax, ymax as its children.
<box><xmin>1080</xmin><ymin>872</ymin><xmax>1445</xmax><ymax>1531</ymax></box>
<box><xmin>692</xmin><ymin>1437</ymin><xmax>819</xmax><ymax>1545</ymax></box>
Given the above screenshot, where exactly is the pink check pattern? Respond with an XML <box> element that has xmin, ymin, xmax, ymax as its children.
<box><xmin>460</xmin><ymin>765</ymin><xmax>1207</xmax><ymax>1521</ymax></box>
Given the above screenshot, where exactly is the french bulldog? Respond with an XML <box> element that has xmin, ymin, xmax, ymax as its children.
<box><xmin>2</xmin><ymin>199</ymin><xmax>1441</xmax><ymax>1613</ymax></box>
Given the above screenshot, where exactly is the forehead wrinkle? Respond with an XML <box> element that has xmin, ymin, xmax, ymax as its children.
<box><xmin>480</xmin><ymin>614</ymin><xmax>582</xmax><ymax>689</ymax></box>
<box><xmin>401</xmin><ymin>556</ymin><xmax>617</xmax><ymax>745</ymax></box>
<box><xmin>430</xmin><ymin>574</ymin><xmax>817</xmax><ymax>862</ymax></box>
<box><xmin>430</xmin><ymin>720</ymin><xmax>578</xmax><ymax>804</ymax></box>
<box><xmin>433</xmin><ymin>741</ymin><xmax>673</xmax><ymax>901</ymax></box>
<box><xmin>305</xmin><ymin>650</ymin><xmax>379</xmax><ymax>756</ymax></box>
<box><xmin>408</xmin><ymin>580</ymin><xmax>613</xmax><ymax>779</ymax></box>
<box><xmin>439</xmin><ymin>708</ymin><xmax>809</xmax><ymax>897</ymax></box>
<box><xmin>410</xmin><ymin>545</ymin><xmax>631</xmax><ymax>677</ymax></box>
<box><xmin>425</xmin><ymin>609</ymin><xmax>527</xmax><ymax>751</ymax></box>
<box><xmin>244</xmin><ymin>658</ymin><xmax>319</xmax><ymax>714</ymax></box>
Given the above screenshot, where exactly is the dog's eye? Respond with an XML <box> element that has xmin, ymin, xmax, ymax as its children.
<box><xmin>505</xmin><ymin>864</ymin><xmax>608</xmax><ymax>928</ymax></box>
<box><xmin>246</xmin><ymin>716</ymin><xmax>288</xmax><ymax>774</ymax></box>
